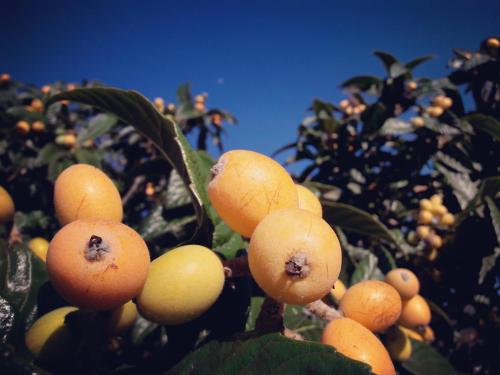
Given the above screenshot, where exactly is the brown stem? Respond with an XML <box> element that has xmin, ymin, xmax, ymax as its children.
<box><xmin>223</xmin><ymin>255</ymin><xmax>250</xmax><ymax>278</ymax></box>
<box><xmin>122</xmin><ymin>176</ymin><xmax>145</xmax><ymax>206</ymax></box>
<box><xmin>306</xmin><ymin>300</ymin><xmax>343</xmax><ymax>321</ymax></box>
<box><xmin>283</xmin><ymin>328</ymin><xmax>304</xmax><ymax>341</ymax></box>
<box><xmin>255</xmin><ymin>296</ymin><xmax>284</xmax><ymax>333</ymax></box>
<box><xmin>8</xmin><ymin>223</ymin><xmax>22</xmax><ymax>246</ymax></box>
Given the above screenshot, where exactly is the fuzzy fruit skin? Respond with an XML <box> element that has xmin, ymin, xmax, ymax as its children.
<box><xmin>322</xmin><ymin>318</ymin><xmax>396</xmax><ymax>375</ymax></box>
<box><xmin>137</xmin><ymin>245</ymin><xmax>224</xmax><ymax>325</ymax></box>
<box><xmin>418</xmin><ymin>210</ymin><xmax>433</xmax><ymax>224</ymax></box>
<box><xmin>54</xmin><ymin>164</ymin><xmax>123</xmax><ymax>225</ymax></box>
<box><xmin>208</xmin><ymin>150</ymin><xmax>298</xmax><ymax>238</ymax></box>
<box><xmin>248</xmin><ymin>208</ymin><xmax>341</xmax><ymax>304</ymax></box>
<box><xmin>47</xmin><ymin>220</ymin><xmax>150</xmax><ymax>311</ymax></box>
<box><xmin>296</xmin><ymin>184</ymin><xmax>322</xmax><ymax>217</ymax></box>
<box><xmin>384</xmin><ymin>268</ymin><xmax>420</xmax><ymax>300</ymax></box>
<box><xmin>28</xmin><ymin>237</ymin><xmax>50</xmax><ymax>262</ymax></box>
<box><xmin>25</xmin><ymin>306</ymin><xmax>78</xmax><ymax>363</ymax></box>
<box><xmin>386</xmin><ymin>326</ymin><xmax>412</xmax><ymax>362</ymax></box>
<box><xmin>340</xmin><ymin>280</ymin><xmax>402</xmax><ymax>332</ymax></box>
<box><xmin>0</xmin><ymin>186</ymin><xmax>15</xmax><ymax>224</ymax></box>
<box><xmin>109</xmin><ymin>300</ymin><xmax>138</xmax><ymax>334</ymax></box>
<box><xmin>398</xmin><ymin>294</ymin><xmax>431</xmax><ymax>329</ymax></box>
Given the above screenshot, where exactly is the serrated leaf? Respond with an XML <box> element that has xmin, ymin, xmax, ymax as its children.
<box><xmin>77</xmin><ymin>113</ymin><xmax>118</xmax><ymax>142</ymax></box>
<box><xmin>47</xmin><ymin>88</ymin><xmax>214</xmax><ymax>241</ymax></box>
<box><xmin>380</xmin><ymin>118</ymin><xmax>414</xmax><ymax>135</ymax></box>
<box><xmin>167</xmin><ymin>333</ymin><xmax>371</xmax><ymax>375</ymax></box>
<box><xmin>403</xmin><ymin>339</ymin><xmax>457</xmax><ymax>375</ymax></box>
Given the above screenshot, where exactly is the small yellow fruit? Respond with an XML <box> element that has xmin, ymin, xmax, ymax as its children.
<box><xmin>31</xmin><ymin>98</ymin><xmax>44</xmax><ymax>112</ymax></box>
<box><xmin>422</xmin><ymin>325</ymin><xmax>435</xmax><ymax>343</ymax></box>
<box><xmin>384</xmin><ymin>268</ymin><xmax>420</xmax><ymax>300</ymax></box>
<box><xmin>441</xmin><ymin>97</ymin><xmax>453</xmax><ymax>109</ymax></box>
<box><xmin>145</xmin><ymin>182</ymin><xmax>155</xmax><ymax>196</ymax></box>
<box><xmin>416</xmin><ymin>225</ymin><xmax>430</xmax><ymax>239</ymax></box>
<box><xmin>1</xmin><ymin>73</ymin><xmax>10</xmax><ymax>82</ymax></box>
<box><xmin>431</xmin><ymin>204</ymin><xmax>447</xmax><ymax>217</ymax></box>
<box><xmin>137</xmin><ymin>245</ymin><xmax>224</xmax><ymax>325</ymax></box>
<box><xmin>296</xmin><ymin>184</ymin><xmax>322</xmax><ymax>217</ymax></box>
<box><xmin>41</xmin><ymin>85</ymin><xmax>51</xmax><ymax>94</ymax></box>
<box><xmin>25</xmin><ymin>306</ymin><xmax>78</xmax><ymax>363</ymax></box>
<box><xmin>411</xmin><ymin>117</ymin><xmax>425</xmax><ymax>127</ymax></box>
<box><xmin>0</xmin><ymin>186</ymin><xmax>15</xmax><ymax>224</ymax></box>
<box><xmin>419</xmin><ymin>199</ymin><xmax>432</xmax><ymax>211</ymax></box>
<box><xmin>486</xmin><ymin>38</ymin><xmax>500</xmax><ymax>48</ymax></box>
<box><xmin>167</xmin><ymin>103</ymin><xmax>176</xmax><ymax>112</ymax></box>
<box><xmin>32</xmin><ymin>120</ymin><xmax>46</xmax><ymax>132</ymax></box>
<box><xmin>16</xmin><ymin>120</ymin><xmax>30</xmax><ymax>135</ymax></box>
<box><xmin>248</xmin><ymin>208</ymin><xmax>341</xmax><ymax>305</ymax></box>
<box><xmin>386</xmin><ymin>326</ymin><xmax>412</xmax><ymax>362</ymax></box>
<box><xmin>426</xmin><ymin>248</ymin><xmax>438</xmax><ymax>261</ymax></box>
<box><xmin>322</xmin><ymin>318</ymin><xmax>396</xmax><ymax>375</ymax></box>
<box><xmin>54</xmin><ymin>164</ymin><xmax>123</xmax><ymax>225</ymax></box>
<box><xmin>406</xmin><ymin>81</ymin><xmax>418</xmax><ymax>91</ymax></box>
<box><xmin>439</xmin><ymin>213</ymin><xmax>455</xmax><ymax>226</ymax></box>
<box><xmin>426</xmin><ymin>234</ymin><xmax>443</xmax><ymax>249</ymax></box>
<box><xmin>398</xmin><ymin>294</ymin><xmax>431</xmax><ymax>329</ymax></box>
<box><xmin>340</xmin><ymin>280</ymin><xmax>402</xmax><ymax>332</ymax></box>
<box><xmin>430</xmin><ymin>194</ymin><xmax>442</xmax><ymax>205</ymax></box>
<box><xmin>55</xmin><ymin>134</ymin><xmax>77</xmax><ymax>147</ymax></box>
<box><xmin>418</xmin><ymin>210</ymin><xmax>433</xmax><ymax>224</ymax></box>
<box><xmin>426</xmin><ymin>106</ymin><xmax>444</xmax><ymax>118</ymax></box>
<box><xmin>153</xmin><ymin>97</ymin><xmax>165</xmax><ymax>112</ymax></box>
<box><xmin>400</xmin><ymin>326</ymin><xmax>424</xmax><ymax>341</ymax></box>
<box><xmin>339</xmin><ymin>99</ymin><xmax>350</xmax><ymax>109</ymax></box>
<box><xmin>66</xmin><ymin>83</ymin><xmax>77</xmax><ymax>91</ymax></box>
<box><xmin>28</xmin><ymin>237</ymin><xmax>50</xmax><ymax>262</ymax></box>
<box><xmin>109</xmin><ymin>300</ymin><xmax>138</xmax><ymax>334</ymax></box>
<box><xmin>329</xmin><ymin>279</ymin><xmax>347</xmax><ymax>304</ymax></box>
<box><xmin>208</xmin><ymin>150</ymin><xmax>298</xmax><ymax>238</ymax></box>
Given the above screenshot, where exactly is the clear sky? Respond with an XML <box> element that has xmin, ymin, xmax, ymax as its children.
<box><xmin>2</xmin><ymin>0</ymin><xmax>499</xmax><ymax>164</ymax></box>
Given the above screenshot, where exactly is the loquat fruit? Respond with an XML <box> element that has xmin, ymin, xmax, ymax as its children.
<box><xmin>398</xmin><ymin>294</ymin><xmax>431</xmax><ymax>329</ymax></box>
<box><xmin>0</xmin><ymin>186</ymin><xmax>15</xmax><ymax>224</ymax></box>
<box><xmin>296</xmin><ymin>184</ymin><xmax>322</xmax><ymax>217</ymax></box>
<box><xmin>385</xmin><ymin>326</ymin><xmax>412</xmax><ymax>362</ymax></box>
<box><xmin>384</xmin><ymin>268</ymin><xmax>420</xmax><ymax>300</ymax></box>
<box><xmin>411</xmin><ymin>117</ymin><xmax>425</xmax><ymax>128</ymax></box>
<box><xmin>416</xmin><ymin>225</ymin><xmax>430</xmax><ymax>240</ymax></box>
<box><xmin>16</xmin><ymin>120</ymin><xmax>30</xmax><ymax>135</ymax></box>
<box><xmin>418</xmin><ymin>210</ymin><xmax>433</xmax><ymax>225</ymax></box>
<box><xmin>28</xmin><ymin>237</ymin><xmax>50</xmax><ymax>262</ymax></box>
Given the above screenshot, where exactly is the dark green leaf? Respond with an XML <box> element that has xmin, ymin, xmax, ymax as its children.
<box><xmin>464</xmin><ymin>114</ymin><xmax>500</xmax><ymax>141</ymax></box>
<box><xmin>340</xmin><ymin>76</ymin><xmax>381</xmax><ymax>93</ymax></box>
<box><xmin>373</xmin><ymin>51</ymin><xmax>398</xmax><ymax>73</ymax></box>
<box><xmin>167</xmin><ymin>333</ymin><xmax>371</xmax><ymax>375</ymax></box>
<box><xmin>283</xmin><ymin>305</ymin><xmax>326</xmax><ymax>341</ymax></box>
<box><xmin>212</xmin><ymin>222</ymin><xmax>245</xmax><ymax>259</ymax></box>
<box><xmin>389</xmin><ymin>62</ymin><xmax>408</xmax><ymax>79</ymax></box>
<box><xmin>36</xmin><ymin>144</ymin><xmax>66</xmax><ymax>166</ymax></box>
<box><xmin>405</xmin><ymin>55</ymin><xmax>433</xmax><ymax>71</ymax></box>
<box><xmin>74</xmin><ymin>148</ymin><xmax>102</xmax><ymax>167</ymax></box>
<box><xmin>403</xmin><ymin>340</ymin><xmax>457</xmax><ymax>375</ymax></box>
<box><xmin>245</xmin><ymin>297</ymin><xmax>264</xmax><ymax>331</ymax></box>
<box><xmin>47</xmin><ymin>88</ymin><xmax>213</xmax><ymax>240</ymax></box>
<box><xmin>77</xmin><ymin>113</ymin><xmax>118</xmax><ymax>142</ymax></box>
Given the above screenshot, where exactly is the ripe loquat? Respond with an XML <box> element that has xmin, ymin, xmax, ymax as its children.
<box><xmin>384</xmin><ymin>268</ymin><xmax>420</xmax><ymax>300</ymax></box>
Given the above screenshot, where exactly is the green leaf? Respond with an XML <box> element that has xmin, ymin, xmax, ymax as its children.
<box><xmin>47</xmin><ymin>88</ymin><xmax>213</xmax><ymax>240</ymax></box>
<box><xmin>361</xmin><ymin>102</ymin><xmax>387</xmax><ymax>134</ymax></box>
<box><xmin>435</xmin><ymin>165</ymin><xmax>477</xmax><ymax>210</ymax></box>
<box><xmin>245</xmin><ymin>297</ymin><xmax>264</xmax><ymax>331</ymax></box>
<box><xmin>389</xmin><ymin>62</ymin><xmax>408</xmax><ymax>79</ymax></box>
<box><xmin>405</xmin><ymin>55</ymin><xmax>433</xmax><ymax>71</ymax></box>
<box><xmin>212</xmin><ymin>222</ymin><xmax>246</xmax><ymax>259</ymax></box>
<box><xmin>36</xmin><ymin>144</ymin><xmax>67</xmax><ymax>166</ymax></box>
<box><xmin>485</xmin><ymin>197</ymin><xmax>500</xmax><ymax>244</ymax></box>
<box><xmin>322</xmin><ymin>201</ymin><xmax>404</xmax><ymax>253</ymax></box>
<box><xmin>373</xmin><ymin>51</ymin><xmax>398</xmax><ymax>73</ymax></box>
<box><xmin>379</xmin><ymin>118</ymin><xmax>415</xmax><ymax>135</ymax></box>
<box><xmin>77</xmin><ymin>113</ymin><xmax>118</xmax><ymax>143</ymax></box>
<box><xmin>6</xmin><ymin>106</ymin><xmax>45</xmax><ymax>122</ymax></box>
<box><xmin>0</xmin><ymin>240</ymin><xmax>48</xmax><ymax>340</ymax></box>
<box><xmin>464</xmin><ymin>113</ymin><xmax>500</xmax><ymax>141</ymax></box>
<box><xmin>435</xmin><ymin>152</ymin><xmax>470</xmax><ymax>173</ymax></box>
<box><xmin>167</xmin><ymin>333</ymin><xmax>371</xmax><ymax>375</ymax></box>
<box><xmin>284</xmin><ymin>305</ymin><xmax>326</xmax><ymax>341</ymax></box>
<box><xmin>350</xmin><ymin>253</ymin><xmax>383</xmax><ymax>284</ymax></box>
<box><xmin>74</xmin><ymin>148</ymin><xmax>102</xmax><ymax>167</ymax></box>
<box><xmin>403</xmin><ymin>340</ymin><xmax>457</xmax><ymax>375</ymax></box>
<box><xmin>340</xmin><ymin>75</ymin><xmax>381</xmax><ymax>93</ymax></box>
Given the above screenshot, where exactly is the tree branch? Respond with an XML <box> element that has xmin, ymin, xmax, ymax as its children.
<box><xmin>306</xmin><ymin>300</ymin><xmax>343</xmax><ymax>321</ymax></box>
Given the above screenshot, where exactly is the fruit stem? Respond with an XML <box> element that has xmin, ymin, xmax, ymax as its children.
<box><xmin>85</xmin><ymin>235</ymin><xmax>110</xmax><ymax>261</ymax></box>
<box><xmin>285</xmin><ymin>252</ymin><xmax>310</xmax><ymax>278</ymax></box>
<box><xmin>255</xmin><ymin>296</ymin><xmax>284</xmax><ymax>333</ymax></box>
<box><xmin>223</xmin><ymin>255</ymin><xmax>250</xmax><ymax>278</ymax></box>
<box><xmin>306</xmin><ymin>300</ymin><xmax>343</xmax><ymax>321</ymax></box>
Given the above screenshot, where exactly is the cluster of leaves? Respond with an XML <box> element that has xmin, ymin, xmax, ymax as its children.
<box><xmin>278</xmin><ymin>38</ymin><xmax>500</xmax><ymax>374</ymax></box>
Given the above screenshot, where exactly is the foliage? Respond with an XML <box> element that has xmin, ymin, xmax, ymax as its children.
<box><xmin>0</xmin><ymin>37</ymin><xmax>498</xmax><ymax>374</ymax></box>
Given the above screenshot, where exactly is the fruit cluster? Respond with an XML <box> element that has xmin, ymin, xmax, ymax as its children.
<box><xmin>339</xmin><ymin>98</ymin><xmax>367</xmax><ymax>116</ymax></box>
<box><xmin>416</xmin><ymin>194</ymin><xmax>455</xmax><ymax>260</ymax></box>
<box><xmin>425</xmin><ymin>95</ymin><xmax>453</xmax><ymax>118</ymax></box>
<box><xmin>322</xmin><ymin>268</ymin><xmax>434</xmax><ymax>372</ymax></box>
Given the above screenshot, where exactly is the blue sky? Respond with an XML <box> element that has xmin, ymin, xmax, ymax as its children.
<box><xmin>2</xmin><ymin>0</ymin><xmax>499</xmax><ymax>166</ymax></box>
